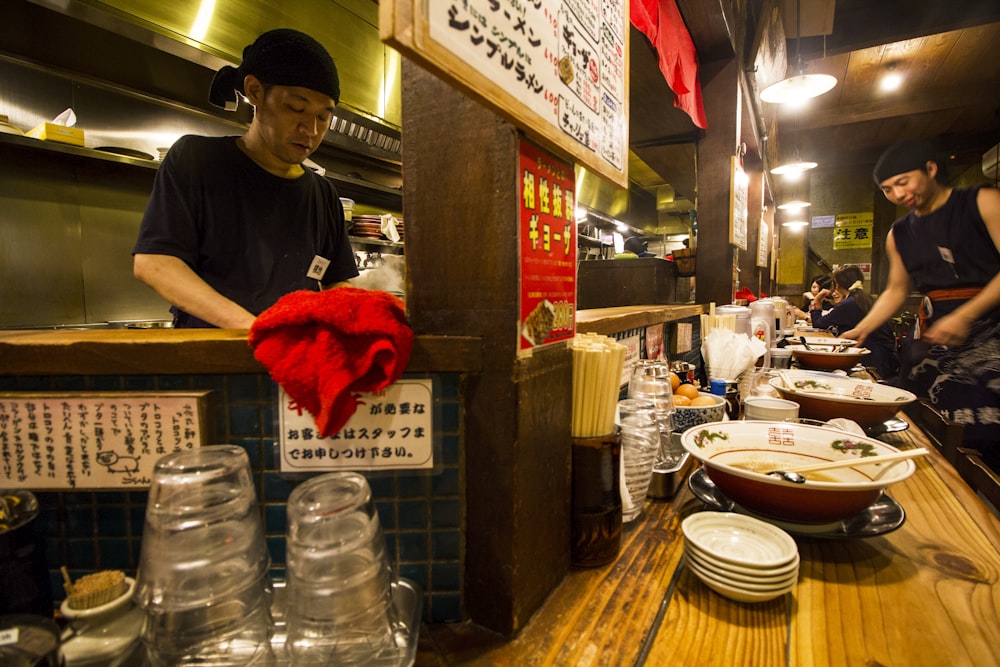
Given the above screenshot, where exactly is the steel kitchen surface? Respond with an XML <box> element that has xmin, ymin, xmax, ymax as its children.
<box><xmin>415</xmin><ymin>410</ymin><xmax>1000</xmax><ymax>666</ymax></box>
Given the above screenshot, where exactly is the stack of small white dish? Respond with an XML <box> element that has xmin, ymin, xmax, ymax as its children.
<box><xmin>681</xmin><ymin>511</ymin><xmax>799</xmax><ymax>603</ymax></box>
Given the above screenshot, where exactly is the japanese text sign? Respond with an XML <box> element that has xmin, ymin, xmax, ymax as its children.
<box><xmin>519</xmin><ymin>137</ymin><xmax>577</xmax><ymax>351</ymax></box>
<box><xmin>381</xmin><ymin>0</ymin><xmax>629</xmax><ymax>188</ymax></box>
<box><xmin>278</xmin><ymin>379</ymin><xmax>434</xmax><ymax>472</ymax></box>
<box><xmin>833</xmin><ymin>212</ymin><xmax>874</xmax><ymax>249</ymax></box>
<box><xmin>0</xmin><ymin>391</ymin><xmax>210</xmax><ymax>489</ymax></box>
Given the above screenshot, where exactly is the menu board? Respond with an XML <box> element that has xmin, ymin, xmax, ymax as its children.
<box><xmin>381</xmin><ymin>0</ymin><xmax>628</xmax><ymax>188</ymax></box>
<box><xmin>729</xmin><ymin>156</ymin><xmax>749</xmax><ymax>250</ymax></box>
<box><xmin>0</xmin><ymin>391</ymin><xmax>210</xmax><ymax>489</ymax></box>
<box><xmin>518</xmin><ymin>137</ymin><xmax>577</xmax><ymax>352</ymax></box>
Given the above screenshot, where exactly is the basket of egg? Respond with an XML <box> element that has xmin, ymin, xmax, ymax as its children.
<box><xmin>672</xmin><ymin>377</ymin><xmax>726</xmax><ymax>433</ymax></box>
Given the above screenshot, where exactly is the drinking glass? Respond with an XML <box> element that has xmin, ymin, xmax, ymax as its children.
<box><xmin>135</xmin><ymin>445</ymin><xmax>274</xmax><ymax>666</ymax></box>
<box><xmin>628</xmin><ymin>361</ymin><xmax>683</xmax><ymax>468</ymax></box>
<box><xmin>284</xmin><ymin>472</ymin><xmax>397</xmax><ymax>665</ymax></box>
<box><xmin>617</xmin><ymin>400</ymin><xmax>660</xmax><ymax>522</ymax></box>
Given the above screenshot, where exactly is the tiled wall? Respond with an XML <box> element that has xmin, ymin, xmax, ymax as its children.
<box><xmin>0</xmin><ymin>372</ymin><xmax>463</xmax><ymax>624</ymax></box>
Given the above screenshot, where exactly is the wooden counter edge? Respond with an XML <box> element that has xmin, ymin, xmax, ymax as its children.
<box><xmin>0</xmin><ymin>330</ymin><xmax>483</xmax><ymax>375</ymax></box>
<box><xmin>576</xmin><ymin>304</ymin><xmax>706</xmax><ymax>336</ymax></box>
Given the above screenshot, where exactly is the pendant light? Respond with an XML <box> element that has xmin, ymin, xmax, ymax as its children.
<box><xmin>771</xmin><ymin>109</ymin><xmax>817</xmax><ymax>176</ymax></box>
<box><xmin>760</xmin><ymin>0</ymin><xmax>837</xmax><ymax>105</ymax></box>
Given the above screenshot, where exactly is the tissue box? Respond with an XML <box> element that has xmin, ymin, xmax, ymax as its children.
<box><xmin>26</xmin><ymin>122</ymin><xmax>85</xmax><ymax>146</ymax></box>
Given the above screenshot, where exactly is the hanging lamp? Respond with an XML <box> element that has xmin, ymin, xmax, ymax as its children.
<box><xmin>760</xmin><ymin>0</ymin><xmax>837</xmax><ymax>105</ymax></box>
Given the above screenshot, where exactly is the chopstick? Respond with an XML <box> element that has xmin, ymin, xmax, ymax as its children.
<box><xmin>773</xmin><ymin>448</ymin><xmax>929</xmax><ymax>473</ymax></box>
<box><xmin>571</xmin><ymin>333</ymin><xmax>626</xmax><ymax>437</ymax></box>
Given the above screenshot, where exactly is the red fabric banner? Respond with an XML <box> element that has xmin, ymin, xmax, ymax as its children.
<box><xmin>631</xmin><ymin>0</ymin><xmax>708</xmax><ymax>129</ymax></box>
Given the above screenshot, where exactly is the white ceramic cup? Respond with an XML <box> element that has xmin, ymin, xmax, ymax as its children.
<box><xmin>743</xmin><ymin>396</ymin><xmax>800</xmax><ymax>421</ymax></box>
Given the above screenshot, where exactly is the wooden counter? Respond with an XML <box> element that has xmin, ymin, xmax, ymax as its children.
<box><xmin>415</xmin><ymin>411</ymin><xmax>1000</xmax><ymax>666</ymax></box>
<box><xmin>576</xmin><ymin>304</ymin><xmax>706</xmax><ymax>336</ymax></box>
<box><xmin>0</xmin><ymin>329</ymin><xmax>482</xmax><ymax>375</ymax></box>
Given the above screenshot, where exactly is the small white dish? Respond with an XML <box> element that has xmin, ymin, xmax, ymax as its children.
<box><xmin>685</xmin><ymin>553</ymin><xmax>798</xmax><ymax>591</ymax></box>
<box><xmin>684</xmin><ymin>544</ymin><xmax>800</xmax><ymax>581</ymax></box>
<box><xmin>682</xmin><ymin>512</ymin><xmax>798</xmax><ymax>569</ymax></box>
<box><xmin>687</xmin><ymin>559</ymin><xmax>797</xmax><ymax>603</ymax></box>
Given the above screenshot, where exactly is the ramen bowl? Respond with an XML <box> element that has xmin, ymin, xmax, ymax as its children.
<box><xmin>785</xmin><ymin>344</ymin><xmax>870</xmax><ymax>371</ymax></box>
<box><xmin>681</xmin><ymin>420</ymin><xmax>916</xmax><ymax>523</ymax></box>
<box><xmin>769</xmin><ymin>370</ymin><xmax>916</xmax><ymax>426</ymax></box>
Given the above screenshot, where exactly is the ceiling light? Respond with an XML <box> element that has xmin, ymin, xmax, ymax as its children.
<box><xmin>760</xmin><ymin>66</ymin><xmax>837</xmax><ymax>104</ymax></box>
<box><xmin>782</xmin><ymin>219</ymin><xmax>809</xmax><ymax>229</ymax></box>
<box><xmin>880</xmin><ymin>64</ymin><xmax>903</xmax><ymax>92</ymax></box>
<box><xmin>777</xmin><ymin>199</ymin><xmax>810</xmax><ymax>211</ymax></box>
<box><xmin>771</xmin><ymin>159</ymin><xmax>818</xmax><ymax>176</ymax></box>
<box><xmin>759</xmin><ymin>0</ymin><xmax>837</xmax><ymax>105</ymax></box>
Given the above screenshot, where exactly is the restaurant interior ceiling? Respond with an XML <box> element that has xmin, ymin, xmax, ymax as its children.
<box><xmin>630</xmin><ymin>0</ymin><xmax>1000</xmax><ymax>236</ymax></box>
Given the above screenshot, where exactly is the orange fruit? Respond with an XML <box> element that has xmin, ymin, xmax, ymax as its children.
<box><xmin>673</xmin><ymin>395</ymin><xmax>691</xmax><ymax>406</ymax></box>
<box><xmin>675</xmin><ymin>383</ymin><xmax>701</xmax><ymax>400</ymax></box>
<box><xmin>669</xmin><ymin>372</ymin><xmax>681</xmax><ymax>391</ymax></box>
<box><xmin>690</xmin><ymin>396</ymin><xmax>718</xmax><ymax>407</ymax></box>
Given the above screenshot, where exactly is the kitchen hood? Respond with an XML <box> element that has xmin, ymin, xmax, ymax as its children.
<box><xmin>18</xmin><ymin>0</ymin><xmax>401</xmax><ymax>164</ymax></box>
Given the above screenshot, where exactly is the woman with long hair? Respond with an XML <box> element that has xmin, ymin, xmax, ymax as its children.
<box><xmin>810</xmin><ymin>265</ymin><xmax>899</xmax><ymax>379</ymax></box>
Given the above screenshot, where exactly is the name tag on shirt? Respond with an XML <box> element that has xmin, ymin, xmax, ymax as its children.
<box><xmin>307</xmin><ymin>255</ymin><xmax>330</xmax><ymax>281</ymax></box>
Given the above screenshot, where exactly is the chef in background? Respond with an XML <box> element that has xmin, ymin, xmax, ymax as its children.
<box><xmin>133</xmin><ymin>28</ymin><xmax>358</xmax><ymax>328</ymax></box>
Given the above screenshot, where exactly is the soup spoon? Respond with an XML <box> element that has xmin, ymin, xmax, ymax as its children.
<box><xmin>766</xmin><ymin>448</ymin><xmax>929</xmax><ymax>483</ymax></box>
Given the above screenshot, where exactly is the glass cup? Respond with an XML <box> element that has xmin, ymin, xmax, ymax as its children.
<box><xmin>135</xmin><ymin>445</ymin><xmax>274</xmax><ymax>666</ymax></box>
<box><xmin>284</xmin><ymin>472</ymin><xmax>397</xmax><ymax>666</ymax></box>
<box><xmin>627</xmin><ymin>361</ymin><xmax>683</xmax><ymax>468</ymax></box>
<box><xmin>617</xmin><ymin>400</ymin><xmax>660</xmax><ymax>522</ymax></box>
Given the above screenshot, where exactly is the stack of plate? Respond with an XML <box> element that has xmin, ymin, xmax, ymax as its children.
<box><xmin>350</xmin><ymin>214</ymin><xmax>385</xmax><ymax>239</ymax></box>
<box><xmin>681</xmin><ymin>511</ymin><xmax>799</xmax><ymax>603</ymax></box>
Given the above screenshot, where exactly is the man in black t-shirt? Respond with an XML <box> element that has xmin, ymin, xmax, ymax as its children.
<box><xmin>133</xmin><ymin>29</ymin><xmax>358</xmax><ymax>328</ymax></box>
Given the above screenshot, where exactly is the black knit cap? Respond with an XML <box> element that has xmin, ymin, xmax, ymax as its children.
<box><xmin>872</xmin><ymin>139</ymin><xmax>943</xmax><ymax>185</ymax></box>
<box><xmin>209</xmin><ymin>28</ymin><xmax>340</xmax><ymax>109</ymax></box>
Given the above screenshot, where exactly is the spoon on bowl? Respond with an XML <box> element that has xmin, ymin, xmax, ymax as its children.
<box><xmin>798</xmin><ymin>336</ymin><xmax>814</xmax><ymax>350</ymax></box>
<box><xmin>766</xmin><ymin>448</ymin><xmax>930</xmax><ymax>483</ymax></box>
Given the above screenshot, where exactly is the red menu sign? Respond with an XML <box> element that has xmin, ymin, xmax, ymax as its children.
<box><xmin>519</xmin><ymin>137</ymin><xmax>577</xmax><ymax>352</ymax></box>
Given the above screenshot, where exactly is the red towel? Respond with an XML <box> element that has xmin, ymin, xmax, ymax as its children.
<box><xmin>248</xmin><ymin>287</ymin><xmax>414</xmax><ymax>438</ymax></box>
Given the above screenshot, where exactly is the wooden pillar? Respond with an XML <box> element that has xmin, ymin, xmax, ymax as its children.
<box><xmin>401</xmin><ymin>61</ymin><xmax>574</xmax><ymax>635</ymax></box>
<box><xmin>695</xmin><ymin>57</ymin><xmax>741</xmax><ymax>305</ymax></box>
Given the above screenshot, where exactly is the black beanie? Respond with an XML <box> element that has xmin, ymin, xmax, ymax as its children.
<box><xmin>209</xmin><ymin>29</ymin><xmax>340</xmax><ymax>109</ymax></box>
<box><xmin>872</xmin><ymin>140</ymin><xmax>942</xmax><ymax>185</ymax></box>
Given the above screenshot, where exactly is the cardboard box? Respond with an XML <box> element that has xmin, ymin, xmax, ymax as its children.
<box><xmin>26</xmin><ymin>122</ymin><xmax>85</xmax><ymax>146</ymax></box>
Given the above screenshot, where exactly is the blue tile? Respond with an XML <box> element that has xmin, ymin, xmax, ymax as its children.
<box><xmin>398</xmin><ymin>500</ymin><xmax>428</xmax><ymax>530</ymax></box>
<box><xmin>123</xmin><ymin>376</ymin><xmax>156</xmax><ymax>391</ymax></box>
<box><xmin>227</xmin><ymin>375</ymin><xmax>262</xmax><ymax>403</ymax></box>
<box><xmin>97</xmin><ymin>507</ymin><xmax>128</xmax><ymax>537</ymax></box>
<box><xmin>368</xmin><ymin>475</ymin><xmax>394</xmax><ymax>497</ymax></box>
<box><xmin>431</xmin><ymin>467</ymin><xmax>459</xmax><ymax>496</ymax></box>
<box><xmin>432</xmin><ymin>562</ymin><xmax>461</xmax><ymax>591</ymax></box>
<box><xmin>266</xmin><ymin>536</ymin><xmax>286</xmax><ymax>565</ymax></box>
<box><xmin>398</xmin><ymin>532</ymin><xmax>428</xmax><ymax>561</ymax></box>
<box><xmin>397</xmin><ymin>474</ymin><xmax>428</xmax><ymax>498</ymax></box>
<box><xmin>430</xmin><ymin>499</ymin><xmax>460</xmax><ymax>529</ymax></box>
<box><xmin>100</xmin><ymin>538</ymin><xmax>132</xmax><ymax>569</ymax></box>
<box><xmin>229</xmin><ymin>405</ymin><xmax>261</xmax><ymax>436</ymax></box>
<box><xmin>438</xmin><ymin>400</ymin><xmax>460</xmax><ymax>432</ymax></box>
<box><xmin>157</xmin><ymin>375</ymin><xmax>189</xmax><ymax>390</ymax></box>
<box><xmin>262</xmin><ymin>473</ymin><xmax>297</xmax><ymax>502</ymax></box>
<box><xmin>88</xmin><ymin>376</ymin><xmax>122</xmax><ymax>391</ymax></box>
<box><xmin>439</xmin><ymin>434</ymin><xmax>460</xmax><ymax>465</ymax></box>
<box><xmin>65</xmin><ymin>508</ymin><xmax>95</xmax><ymax>537</ymax></box>
<box><xmin>50</xmin><ymin>376</ymin><xmax>88</xmax><ymax>391</ymax></box>
<box><xmin>431</xmin><ymin>531</ymin><xmax>460</xmax><ymax>560</ymax></box>
<box><xmin>398</xmin><ymin>563</ymin><xmax>428</xmax><ymax>590</ymax></box>
<box><xmin>65</xmin><ymin>540</ymin><xmax>97</xmax><ymax>568</ymax></box>
<box><xmin>264</xmin><ymin>504</ymin><xmax>288</xmax><ymax>534</ymax></box>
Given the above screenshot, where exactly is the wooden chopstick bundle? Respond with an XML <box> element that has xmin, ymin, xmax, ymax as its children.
<box><xmin>571</xmin><ymin>333</ymin><xmax>626</xmax><ymax>438</ymax></box>
<box><xmin>700</xmin><ymin>302</ymin><xmax>736</xmax><ymax>342</ymax></box>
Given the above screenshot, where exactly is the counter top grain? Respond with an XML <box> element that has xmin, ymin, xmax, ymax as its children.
<box><xmin>417</xmin><ymin>411</ymin><xmax>1000</xmax><ymax>666</ymax></box>
<box><xmin>0</xmin><ymin>329</ymin><xmax>482</xmax><ymax>375</ymax></box>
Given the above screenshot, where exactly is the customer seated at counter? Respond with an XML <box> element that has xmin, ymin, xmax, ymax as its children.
<box><xmin>810</xmin><ymin>265</ymin><xmax>899</xmax><ymax>380</ymax></box>
<box><xmin>132</xmin><ymin>28</ymin><xmax>358</xmax><ymax>328</ymax></box>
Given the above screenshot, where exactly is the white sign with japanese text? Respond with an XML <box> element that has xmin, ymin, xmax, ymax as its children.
<box><xmin>0</xmin><ymin>391</ymin><xmax>210</xmax><ymax>490</ymax></box>
<box><xmin>277</xmin><ymin>379</ymin><xmax>435</xmax><ymax>472</ymax></box>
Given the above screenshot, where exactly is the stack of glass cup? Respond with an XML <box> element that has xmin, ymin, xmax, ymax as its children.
<box><xmin>616</xmin><ymin>399</ymin><xmax>661</xmax><ymax>521</ymax></box>
<box><xmin>134</xmin><ymin>445</ymin><xmax>274</xmax><ymax>666</ymax></box>
<box><xmin>628</xmin><ymin>360</ymin><xmax>683</xmax><ymax>468</ymax></box>
<box><xmin>284</xmin><ymin>472</ymin><xmax>398</xmax><ymax>665</ymax></box>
